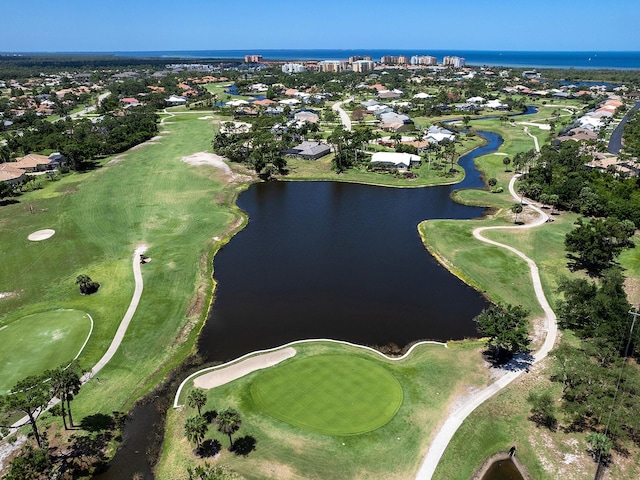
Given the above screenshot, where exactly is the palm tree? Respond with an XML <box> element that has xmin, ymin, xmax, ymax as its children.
<box><xmin>216</xmin><ymin>408</ymin><xmax>242</xmax><ymax>448</ymax></box>
<box><xmin>503</xmin><ymin>157</ymin><xmax>511</xmax><ymax>172</ymax></box>
<box><xmin>187</xmin><ymin>388</ymin><xmax>207</xmax><ymax>416</ymax></box>
<box><xmin>511</xmin><ymin>203</ymin><xmax>523</xmax><ymax>224</ymax></box>
<box><xmin>185</xmin><ymin>415</ymin><xmax>208</xmax><ymax>448</ymax></box>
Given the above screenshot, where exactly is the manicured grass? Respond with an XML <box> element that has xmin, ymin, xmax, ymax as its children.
<box><xmin>0</xmin><ymin>113</ymin><xmax>242</xmax><ymax>418</ymax></box>
<box><xmin>250</xmin><ymin>354</ymin><xmax>403</xmax><ymax>435</ymax></box>
<box><xmin>0</xmin><ymin>309</ymin><xmax>91</xmax><ymax>393</ymax></box>
<box><xmin>158</xmin><ymin>341</ymin><xmax>491</xmax><ymax>480</ymax></box>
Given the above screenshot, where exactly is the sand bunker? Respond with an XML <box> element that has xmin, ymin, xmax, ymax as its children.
<box><xmin>194</xmin><ymin>347</ymin><xmax>296</xmax><ymax>389</ymax></box>
<box><xmin>28</xmin><ymin>229</ymin><xmax>55</xmax><ymax>241</ymax></box>
<box><xmin>181</xmin><ymin>152</ymin><xmax>252</xmax><ymax>183</ymax></box>
<box><xmin>198</xmin><ymin>115</ymin><xmax>215</xmax><ymax>120</ymax></box>
<box><xmin>517</xmin><ymin>121</ymin><xmax>551</xmax><ymax>131</ymax></box>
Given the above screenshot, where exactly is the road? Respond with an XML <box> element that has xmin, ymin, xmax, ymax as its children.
<box><xmin>415</xmin><ymin>175</ymin><xmax>557</xmax><ymax>480</ymax></box>
<box><xmin>607</xmin><ymin>101</ymin><xmax>640</xmax><ymax>155</ymax></box>
<box><xmin>332</xmin><ymin>98</ymin><xmax>353</xmax><ymax>131</ymax></box>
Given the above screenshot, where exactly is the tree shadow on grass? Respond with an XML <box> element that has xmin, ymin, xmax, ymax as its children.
<box><xmin>196</xmin><ymin>439</ymin><xmax>222</xmax><ymax>458</ymax></box>
<box><xmin>230</xmin><ymin>435</ymin><xmax>257</xmax><ymax>456</ymax></box>
<box><xmin>484</xmin><ymin>351</ymin><xmax>534</xmax><ymax>372</ymax></box>
<box><xmin>79</xmin><ymin>413</ymin><xmax>115</xmax><ymax>432</ymax></box>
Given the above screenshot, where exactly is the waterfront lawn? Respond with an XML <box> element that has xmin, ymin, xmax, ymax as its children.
<box><xmin>0</xmin><ymin>113</ymin><xmax>241</xmax><ymax>418</ymax></box>
<box><xmin>284</xmin><ymin>134</ymin><xmax>484</xmax><ymax>187</ymax></box>
<box><xmin>158</xmin><ymin>341</ymin><xmax>491</xmax><ymax>480</ymax></box>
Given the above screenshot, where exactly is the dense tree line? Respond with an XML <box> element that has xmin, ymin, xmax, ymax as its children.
<box><xmin>2</xmin><ymin>106</ymin><xmax>158</xmax><ymax>170</ymax></box>
<box><xmin>212</xmin><ymin>115</ymin><xmax>292</xmax><ymax>177</ymax></box>
<box><xmin>518</xmin><ymin>140</ymin><xmax>640</xmax><ymax>227</ymax></box>
<box><xmin>550</xmin><ymin>265</ymin><xmax>640</xmax><ymax>451</ymax></box>
<box><xmin>622</xmin><ymin>109</ymin><xmax>640</xmax><ymax>157</ymax></box>
<box><xmin>0</xmin><ymin>54</ymin><xmax>239</xmax><ymax>80</ymax></box>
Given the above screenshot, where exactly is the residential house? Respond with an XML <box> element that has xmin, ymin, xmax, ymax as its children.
<box><xmin>166</xmin><ymin>95</ymin><xmax>187</xmax><ymax>105</ymax></box>
<box><xmin>294</xmin><ymin>110</ymin><xmax>320</xmax><ymax>124</ymax></box>
<box><xmin>379</xmin><ymin>112</ymin><xmax>414</xmax><ymax>132</ymax></box>
<box><xmin>0</xmin><ymin>163</ymin><xmax>26</xmax><ymax>184</ymax></box>
<box><xmin>120</xmin><ymin>97</ymin><xmax>140</xmax><ymax>107</ymax></box>
<box><xmin>283</xmin><ymin>141</ymin><xmax>331</xmax><ymax>160</ymax></box>
<box><xmin>426</xmin><ymin>126</ymin><xmax>455</xmax><ymax>143</ymax></box>
<box><xmin>14</xmin><ymin>153</ymin><xmax>59</xmax><ymax>172</ymax></box>
<box><xmin>370</xmin><ymin>152</ymin><xmax>421</xmax><ymax>169</ymax></box>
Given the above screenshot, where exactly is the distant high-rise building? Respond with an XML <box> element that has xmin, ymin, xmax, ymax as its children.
<box><xmin>352</xmin><ymin>60</ymin><xmax>375</xmax><ymax>72</ymax></box>
<box><xmin>282</xmin><ymin>63</ymin><xmax>306</xmax><ymax>74</ymax></box>
<box><xmin>318</xmin><ymin>60</ymin><xmax>346</xmax><ymax>72</ymax></box>
<box><xmin>244</xmin><ymin>54</ymin><xmax>263</xmax><ymax>63</ymax></box>
<box><xmin>349</xmin><ymin>55</ymin><xmax>372</xmax><ymax>63</ymax></box>
<box><xmin>410</xmin><ymin>55</ymin><xmax>437</xmax><ymax>66</ymax></box>
<box><xmin>380</xmin><ymin>55</ymin><xmax>408</xmax><ymax>65</ymax></box>
<box><xmin>443</xmin><ymin>56</ymin><xmax>466</xmax><ymax>68</ymax></box>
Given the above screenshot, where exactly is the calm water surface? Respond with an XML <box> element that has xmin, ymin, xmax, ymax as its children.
<box><xmin>482</xmin><ymin>458</ymin><xmax>525</xmax><ymax>480</ymax></box>
<box><xmin>198</xmin><ymin>131</ymin><xmax>503</xmax><ymax>362</ymax></box>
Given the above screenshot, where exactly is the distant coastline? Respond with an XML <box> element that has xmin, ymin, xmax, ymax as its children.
<box><xmin>3</xmin><ymin>49</ymin><xmax>639</xmax><ymax>70</ymax></box>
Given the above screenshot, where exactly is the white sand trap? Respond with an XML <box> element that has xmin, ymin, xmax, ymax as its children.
<box><xmin>182</xmin><ymin>152</ymin><xmax>232</xmax><ymax>172</ymax></box>
<box><xmin>198</xmin><ymin>115</ymin><xmax>215</xmax><ymax>120</ymax></box>
<box><xmin>517</xmin><ymin>121</ymin><xmax>551</xmax><ymax>131</ymax></box>
<box><xmin>194</xmin><ymin>347</ymin><xmax>296</xmax><ymax>389</ymax></box>
<box><xmin>28</xmin><ymin>229</ymin><xmax>55</xmax><ymax>241</ymax></box>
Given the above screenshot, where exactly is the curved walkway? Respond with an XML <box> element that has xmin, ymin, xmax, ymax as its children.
<box><xmin>415</xmin><ymin>175</ymin><xmax>557</xmax><ymax>480</ymax></box>
<box><xmin>83</xmin><ymin>244</ymin><xmax>147</xmax><ymax>381</ymax></box>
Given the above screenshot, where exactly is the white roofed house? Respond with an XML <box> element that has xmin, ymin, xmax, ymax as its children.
<box><xmin>370</xmin><ymin>152</ymin><xmax>421</xmax><ymax>170</ymax></box>
<box><xmin>426</xmin><ymin>125</ymin><xmax>456</xmax><ymax>143</ymax></box>
<box><xmin>166</xmin><ymin>94</ymin><xmax>188</xmax><ymax>105</ymax></box>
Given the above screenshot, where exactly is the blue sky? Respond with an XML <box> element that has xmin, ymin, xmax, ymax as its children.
<box><xmin>1</xmin><ymin>0</ymin><xmax>638</xmax><ymax>52</ymax></box>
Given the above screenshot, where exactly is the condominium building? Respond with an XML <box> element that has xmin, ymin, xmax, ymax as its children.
<box><xmin>443</xmin><ymin>56</ymin><xmax>466</xmax><ymax>68</ymax></box>
<box><xmin>318</xmin><ymin>60</ymin><xmax>347</xmax><ymax>72</ymax></box>
<box><xmin>380</xmin><ymin>55</ymin><xmax>409</xmax><ymax>65</ymax></box>
<box><xmin>352</xmin><ymin>60</ymin><xmax>375</xmax><ymax>72</ymax></box>
<box><xmin>282</xmin><ymin>63</ymin><xmax>306</xmax><ymax>74</ymax></box>
<box><xmin>410</xmin><ymin>55</ymin><xmax>438</xmax><ymax>66</ymax></box>
<box><xmin>244</xmin><ymin>54</ymin><xmax>263</xmax><ymax>63</ymax></box>
<box><xmin>349</xmin><ymin>55</ymin><xmax>372</xmax><ymax>63</ymax></box>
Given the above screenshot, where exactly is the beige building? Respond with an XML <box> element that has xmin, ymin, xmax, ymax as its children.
<box><xmin>352</xmin><ymin>60</ymin><xmax>375</xmax><ymax>72</ymax></box>
<box><xmin>318</xmin><ymin>60</ymin><xmax>346</xmax><ymax>72</ymax></box>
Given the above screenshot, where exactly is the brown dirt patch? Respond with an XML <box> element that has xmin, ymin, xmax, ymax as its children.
<box><xmin>624</xmin><ymin>277</ymin><xmax>640</xmax><ymax>306</ymax></box>
<box><xmin>181</xmin><ymin>152</ymin><xmax>254</xmax><ymax>184</ymax></box>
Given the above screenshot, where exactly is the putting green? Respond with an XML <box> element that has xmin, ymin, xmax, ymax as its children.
<box><xmin>250</xmin><ymin>354</ymin><xmax>403</xmax><ymax>435</ymax></box>
<box><xmin>0</xmin><ymin>309</ymin><xmax>92</xmax><ymax>393</ymax></box>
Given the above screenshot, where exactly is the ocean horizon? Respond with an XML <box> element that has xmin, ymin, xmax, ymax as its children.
<box><xmin>3</xmin><ymin>49</ymin><xmax>640</xmax><ymax>70</ymax></box>
<box><xmin>4</xmin><ymin>49</ymin><xmax>639</xmax><ymax>70</ymax></box>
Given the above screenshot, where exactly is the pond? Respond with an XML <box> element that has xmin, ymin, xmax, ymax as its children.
<box><xmin>198</xmin><ymin>131</ymin><xmax>504</xmax><ymax>362</ymax></box>
<box><xmin>481</xmin><ymin>457</ymin><xmax>526</xmax><ymax>480</ymax></box>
